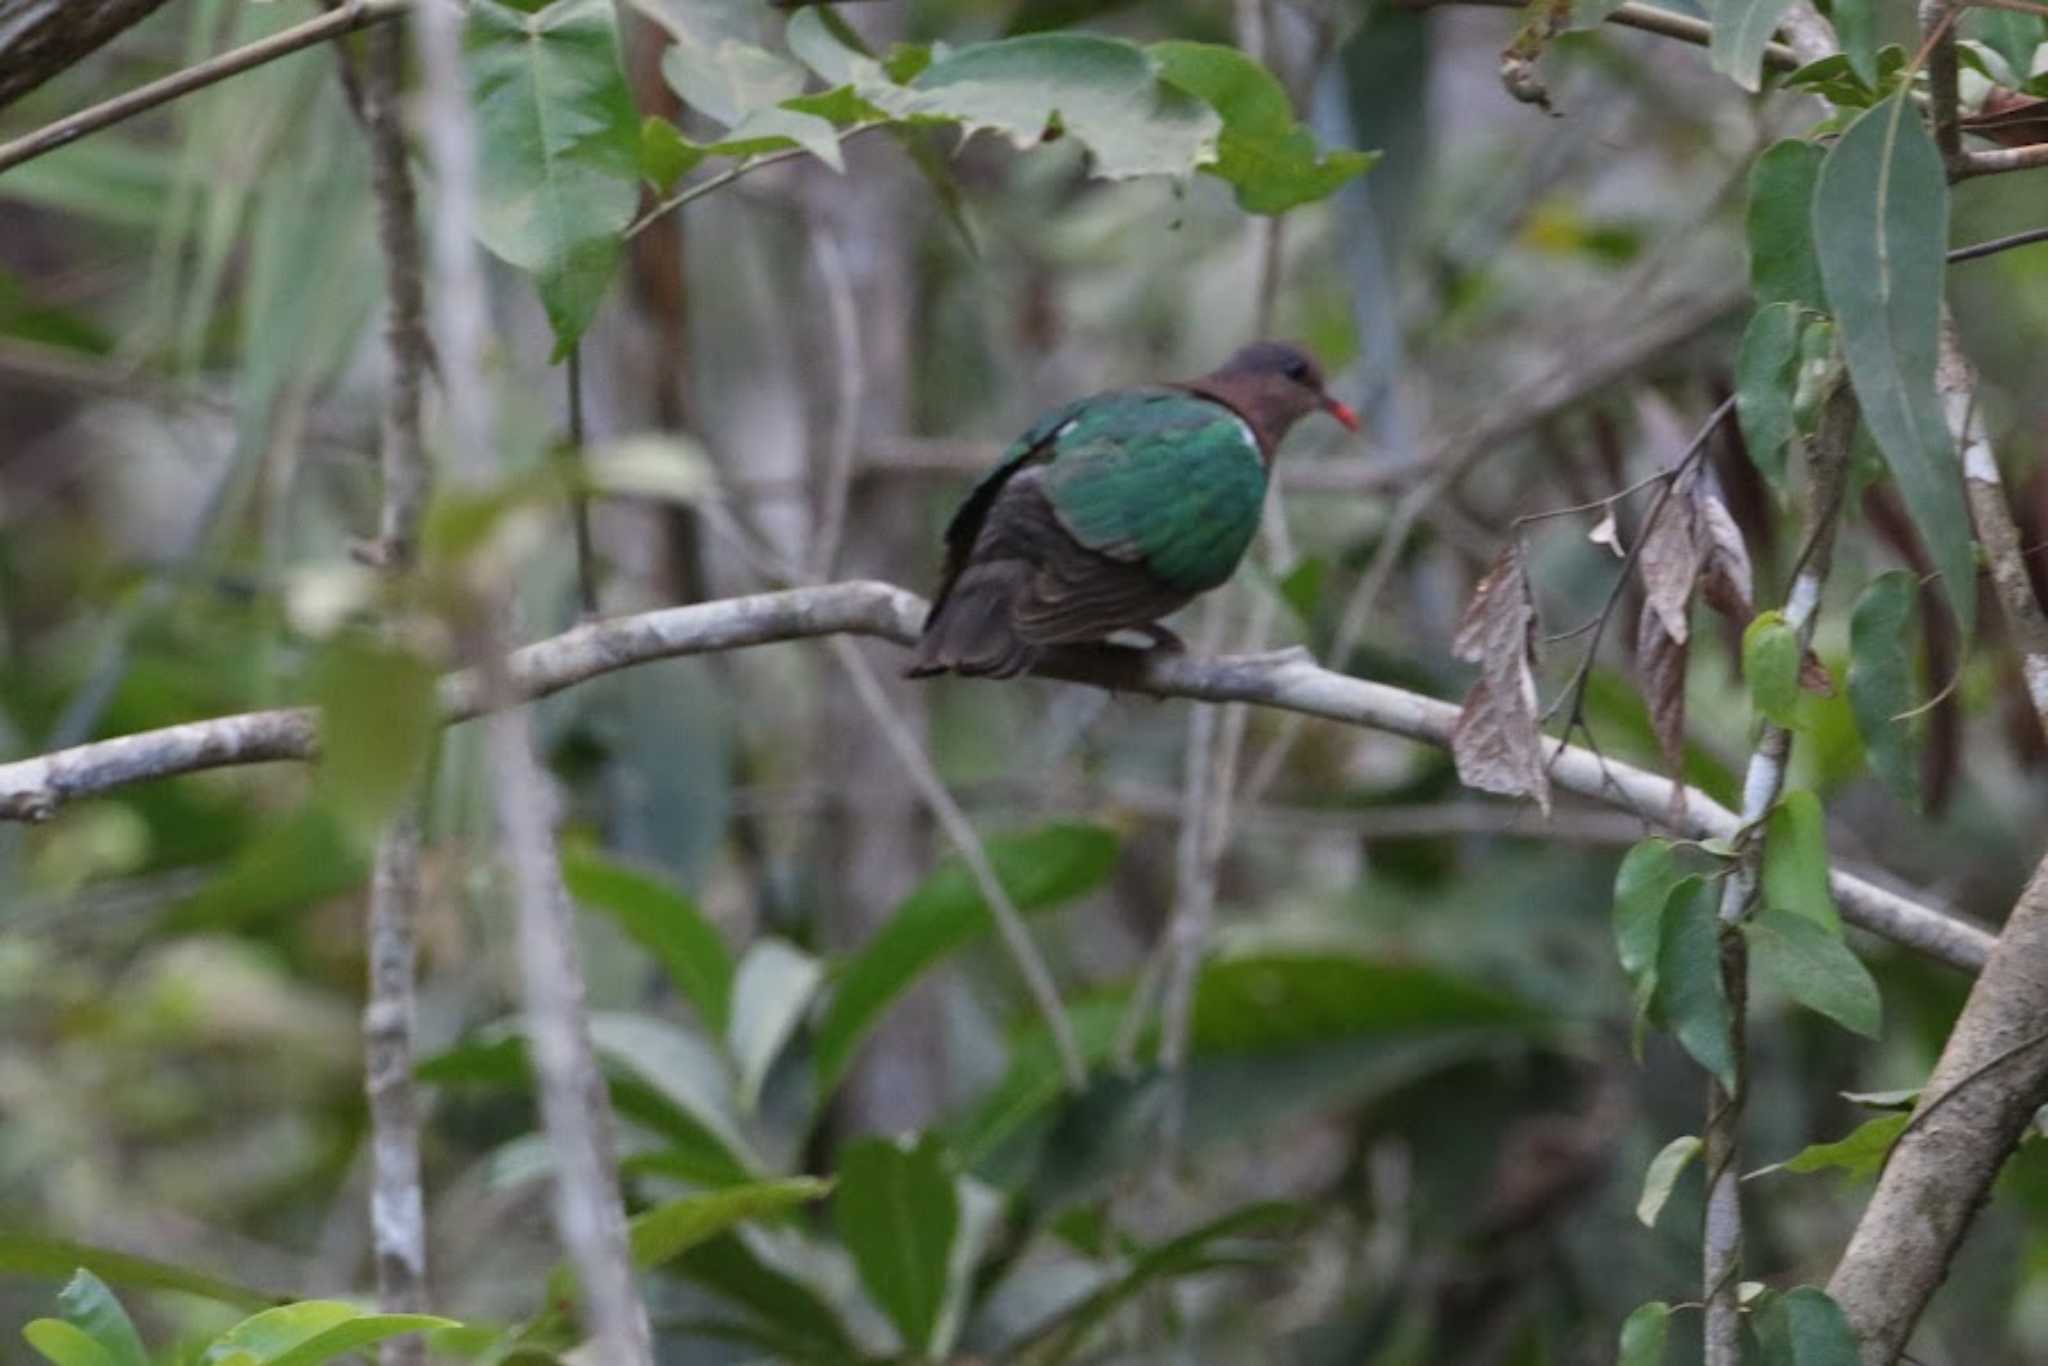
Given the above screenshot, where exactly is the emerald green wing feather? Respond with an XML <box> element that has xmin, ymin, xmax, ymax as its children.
<box><xmin>1041</xmin><ymin>389</ymin><xmax>1267</xmax><ymax>594</ymax></box>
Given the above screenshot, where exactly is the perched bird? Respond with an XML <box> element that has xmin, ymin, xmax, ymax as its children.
<box><xmin>908</xmin><ymin>341</ymin><xmax>1357</xmax><ymax>679</ymax></box>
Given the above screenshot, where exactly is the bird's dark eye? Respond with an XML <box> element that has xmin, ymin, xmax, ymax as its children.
<box><xmin>1284</xmin><ymin>359</ymin><xmax>1312</xmax><ymax>383</ymax></box>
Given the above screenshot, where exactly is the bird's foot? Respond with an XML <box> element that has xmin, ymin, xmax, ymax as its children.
<box><xmin>1137</xmin><ymin>624</ymin><xmax>1187</xmax><ymax>654</ymax></box>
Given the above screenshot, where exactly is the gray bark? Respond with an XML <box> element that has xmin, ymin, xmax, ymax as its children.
<box><xmin>0</xmin><ymin>0</ymin><xmax>172</xmax><ymax>111</ymax></box>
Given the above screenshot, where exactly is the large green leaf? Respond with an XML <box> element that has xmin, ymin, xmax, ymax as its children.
<box><xmin>562</xmin><ymin>849</ymin><xmax>734</xmax><ymax>1032</ymax></box>
<box><xmin>1189</xmin><ymin>950</ymin><xmax>1542</xmax><ymax>1053</ymax></box>
<box><xmin>1035</xmin><ymin>1203</ymin><xmax>1303</xmax><ymax>1364</ymax></box>
<box><xmin>1613</xmin><ymin>839</ymin><xmax>1684</xmax><ymax>1000</ymax></box>
<box><xmin>308</xmin><ymin>635</ymin><xmax>438</xmax><ymax>841</ymax></box>
<box><xmin>548</xmin><ymin>1177</ymin><xmax>831</xmax><ymax>1305</ymax></box>
<box><xmin>203</xmin><ymin>1303</ymin><xmax>454</xmax><ymax>1366</ymax></box>
<box><xmin>1653</xmin><ymin>878</ymin><xmax>1737</xmax><ymax>1089</ymax></box>
<box><xmin>813</xmin><ymin>822</ymin><xmax>1118</xmax><ymax>1091</ymax></box>
<box><xmin>1761</xmin><ymin>791</ymin><xmax>1839</xmax><ymax>931</ymax></box>
<box><xmin>23</xmin><ymin>1322</ymin><xmax>117</xmax><ymax>1366</ymax></box>
<box><xmin>834</xmin><ymin>1135</ymin><xmax>959</xmax><ymax>1356</ymax></box>
<box><xmin>52</xmin><ymin>1272</ymin><xmax>146</xmax><ymax>1366</ymax></box>
<box><xmin>466</xmin><ymin>0</ymin><xmax>641</xmax><ymax>359</ymax></box>
<box><xmin>1744</xmin><ymin>143</ymin><xmax>1826</xmax><ymax>311</ymax></box>
<box><xmin>1735</xmin><ymin>303</ymin><xmax>1803</xmax><ymax>493</ymax></box>
<box><xmin>1847</xmin><ymin>570</ymin><xmax>1923</xmax><ymax>808</ymax></box>
<box><xmin>1755</xmin><ymin>1286</ymin><xmax>1862</xmax><ymax>1366</ymax></box>
<box><xmin>1743</xmin><ymin>611</ymin><xmax>1802</xmax><ymax>728</ymax></box>
<box><xmin>1619</xmin><ymin>1301</ymin><xmax>1673</xmax><ymax>1366</ymax></box>
<box><xmin>1149</xmin><ymin>42</ymin><xmax>1378</xmax><ymax>213</ymax></box>
<box><xmin>665</xmin><ymin>1234</ymin><xmax>857</xmax><ymax>1356</ymax></box>
<box><xmin>0</xmin><ymin>1236</ymin><xmax>276</xmax><ymax>1311</ymax></box>
<box><xmin>1711</xmin><ymin>0</ymin><xmax>1798</xmax><ymax>91</ymax></box>
<box><xmin>867</xmin><ymin>35</ymin><xmax>1220</xmax><ymax>182</ymax></box>
<box><xmin>727</xmin><ymin>939</ymin><xmax>824</xmax><ymax>1112</ymax></box>
<box><xmin>1814</xmin><ymin>95</ymin><xmax>1975</xmax><ymax>636</ymax></box>
<box><xmin>1774</xmin><ymin>1111</ymin><xmax>1908</xmax><ymax>1180</ymax></box>
<box><xmin>1635</xmin><ymin>1135</ymin><xmax>1702</xmax><ymax>1228</ymax></box>
<box><xmin>1744</xmin><ymin>908</ymin><xmax>1882</xmax><ymax>1037</ymax></box>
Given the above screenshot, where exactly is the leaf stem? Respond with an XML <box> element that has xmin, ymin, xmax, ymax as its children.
<box><xmin>623</xmin><ymin>123</ymin><xmax>888</xmax><ymax>242</ymax></box>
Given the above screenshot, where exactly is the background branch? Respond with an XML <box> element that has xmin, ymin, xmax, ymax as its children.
<box><xmin>0</xmin><ymin>581</ymin><xmax>1995</xmax><ymax>976</ymax></box>
<box><xmin>0</xmin><ymin>0</ymin><xmax>175</xmax><ymax>111</ymax></box>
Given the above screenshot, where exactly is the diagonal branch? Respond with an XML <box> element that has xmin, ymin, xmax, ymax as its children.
<box><xmin>0</xmin><ymin>581</ymin><xmax>1994</xmax><ymax>976</ymax></box>
<box><xmin>0</xmin><ymin>0</ymin><xmax>408</xmax><ymax>176</ymax></box>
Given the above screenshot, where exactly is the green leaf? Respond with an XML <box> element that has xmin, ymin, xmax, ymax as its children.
<box><xmin>262</xmin><ymin>1316</ymin><xmax>458</xmax><ymax>1366</ymax></box>
<box><xmin>24</xmin><ymin>1322</ymin><xmax>117</xmax><ymax>1366</ymax></box>
<box><xmin>1636</xmin><ymin>1136</ymin><xmax>1702</xmax><ymax>1228</ymax></box>
<box><xmin>54</xmin><ymin>1272</ymin><xmax>146</xmax><ymax>1366</ymax></box>
<box><xmin>1778</xmin><ymin>1112</ymin><xmax>1909</xmax><ymax>1179</ymax></box>
<box><xmin>1149</xmin><ymin>41</ymin><xmax>1378</xmax><ymax>213</ymax></box>
<box><xmin>813</xmin><ymin>822</ymin><xmax>1118</xmax><ymax>1090</ymax></box>
<box><xmin>692</xmin><ymin>106</ymin><xmax>846</xmax><ymax>171</ymax></box>
<box><xmin>1619</xmin><ymin>1301</ymin><xmax>1673</xmax><ymax>1366</ymax></box>
<box><xmin>1745</xmin><ymin>908</ymin><xmax>1882</xmax><ymax>1037</ymax></box>
<box><xmin>562</xmin><ymin>849</ymin><xmax>734</xmax><ymax>1032</ymax></box>
<box><xmin>868</xmin><ymin>35</ymin><xmax>1220</xmax><ymax>182</ymax></box>
<box><xmin>1736</xmin><ymin>303</ymin><xmax>1803</xmax><ymax>493</ymax></box>
<box><xmin>1190</xmin><ymin>951</ymin><xmax>1544</xmax><ymax>1053</ymax></box>
<box><xmin>784</xmin><ymin>6</ymin><xmax>861</xmax><ymax>84</ymax></box>
<box><xmin>1653</xmin><ymin>878</ymin><xmax>1737</xmax><ymax>1089</ymax></box>
<box><xmin>727</xmin><ymin>938</ymin><xmax>824</xmax><ymax>1112</ymax></box>
<box><xmin>631</xmin><ymin>1178</ymin><xmax>832</xmax><ymax>1269</ymax></box>
<box><xmin>1814</xmin><ymin>94</ymin><xmax>1975</xmax><ymax>637</ymax></box>
<box><xmin>1755</xmin><ymin>1286</ymin><xmax>1862</xmax><ymax>1366</ymax></box>
<box><xmin>1967</xmin><ymin>8</ymin><xmax>2046</xmax><ymax>76</ymax></box>
<box><xmin>834</xmin><ymin>1135</ymin><xmax>959</xmax><ymax>1356</ymax></box>
<box><xmin>1848</xmin><ymin>570</ymin><xmax>1923</xmax><ymax>808</ymax></box>
<box><xmin>549</xmin><ymin>1177</ymin><xmax>831</xmax><ymax>1305</ymax></box>
<box><xmin>201</xmin><ymin>1303</ymin><xmax>454</xmax><ymax>1366</ymax></box>
<box><xmin>1749</xmin><ymin>141</ymin><xmax>1826</xmax><ymax>310</ymax></box>
<box><xmin>309</xmin><ymin>635</ymin><xmax>438</xmax><ymax>840</ymax></box>
<box><xmin>1834</xmin><ymin>0</ymin><xmax>1880</xmax><ymax>87</ymax></box>
<box><xmin>640</xmin><ymin>116</ymin><xmax>704</xmax><ymax>192</ymax></box>
<box><xmin>1743</xmin><ymin>611</ymin><xmax>1802</xmax><ymax>728</ymax></box>
<box><xmin>666</xmin><ymin>1234</ymin><xmax>857</xmax><ymax>1356</ymax></box>
<box><xmin>0</xmin><ymin>1235</ymin><xmax>275</xmax><ymax>1311</ymax></box>
<box><xmin>1277</xmin><ymin>554</ymin><xmax>1329</xmax><ymax>625</ymax></box>
<box><xmin>1613</xmin><ymin>839</ymin><xmax>1684</xmax><ymax>995</ymax></box>
<box><xmin>1036</xmin><ymin>1204</ymin><xmax>1303</xmax><ymax>1365</ymax></box>
<box><xmin>588</xmin><ymin>1013</ymin><xmax>756</xmax><ymax>1171</ymax></box>
<box><xmin>1761</xmin><ymin>790</ymin><xmax>1839</xmax><ymax>931</ymax></box>
<box><xmin>1711</xmin><ymin>0</ymin><xmax>1799</xmax><ymax>91</ymax></box>
<box><xmin>467</xmin><ymin>0</ymin><xmax>641</xmax><ymax>360</ymax></box>
<box><xmin>662</xmin><ymin>38</ymin><xmax>807</xmax><ymax>127</ymax></box>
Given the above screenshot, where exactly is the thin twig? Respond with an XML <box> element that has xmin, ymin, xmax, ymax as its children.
<box><xmin>0</xmin><ymin>0</ymin><xmax>410</xmax><ymax>176</ymax></box>
<box><xmin>564</xmin><ymin>345</ymin><xmax>599</xmax><ymax>617</ymax></box>
<box><xmin>1948</xmin><ymin>223</ymin><xmax>2048</xmax><ymax>263</ymax></box>
<box><xmin>1406</xmin><ymin>0</ymin><xmax>1800</xmax><ymax>70</ymax></box>
<box><xmin>412</xmin><ymin>1</ymin><xmax>650</xmax><ymax>1359</ymax></box>
<box><xmin>809</xmin><ymin>222</ymin><xmax>863</xmax><ymax>580</ymax></box>
<box><xmin>623</xmin><ymin>124</ymin><xmax>887</xmax><ymax>242</ymax></box>
<box><xmin>830</xmin><ymin>638</ymin><xmax>1088</xmax><ymax>1089</ymax></box>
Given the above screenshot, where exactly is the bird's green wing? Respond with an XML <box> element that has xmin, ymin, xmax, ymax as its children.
<box><xmin>1041</xmin><ymin>389</ymin><xmax>1267</xmax><ymax>595</ymax></box>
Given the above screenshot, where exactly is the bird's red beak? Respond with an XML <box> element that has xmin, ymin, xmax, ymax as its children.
<box><xmin>1323</xmin><ymin>396</ymin><xmax>1360</xmax><ymax>432</ymax></box>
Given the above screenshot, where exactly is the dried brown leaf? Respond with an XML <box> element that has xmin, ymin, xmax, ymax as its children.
<box><xmin>1450</xmin><ymin>545</ymin><xmax>1550</xmax><ymax>812</ymax></box>
<box><xmin>1637</xmin><ymin>480</ymin><xmax>1701</xmax><ymax>645</ymax></box>
<box><xmin>1637</xmin><ymin>599</ymin><xmax>1688</xmax><ymax>790</ymax></box>
<box><xmin>1697</xmin><ymin>486</ymin><xmax>1755</xmax><ymax>626</ymax></box>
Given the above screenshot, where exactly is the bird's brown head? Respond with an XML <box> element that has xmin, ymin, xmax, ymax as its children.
<box><xmin>1188</xmin><ymin>340</ymin><xmax>1360</xmax><ymax>457</ymax></box>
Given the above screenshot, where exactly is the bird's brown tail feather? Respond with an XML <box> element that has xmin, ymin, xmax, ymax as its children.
<box><xmin>906</xmin><ymin>563</ymin><xmax>1040</xmax><ymax>679</ymax></box>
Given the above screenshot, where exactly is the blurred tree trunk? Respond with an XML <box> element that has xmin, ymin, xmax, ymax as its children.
<box><xmin>814</xmin><ymin>141</ymin><xmax>945</xmax><ymax>1137</ymax></box>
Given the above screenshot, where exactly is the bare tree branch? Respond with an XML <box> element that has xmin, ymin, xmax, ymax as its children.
<box><xmin>0</xmin><ymin>0</ymin><xmax>173</xmax><ymax>111</ymax></box>
<box><xmin>0</xmin><ymin>0</ymin><xmax>408</xmax><ymax>175</ymax></box>
<box><xmin>0</xmin><ymin>581</ymin><xmax>1994</xmax><ymax>975</ymax></box>
<box><xmin>1409</xmin><ymin>0</ymin><xmax>1800</xmax><ymax>70</ymax></box>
